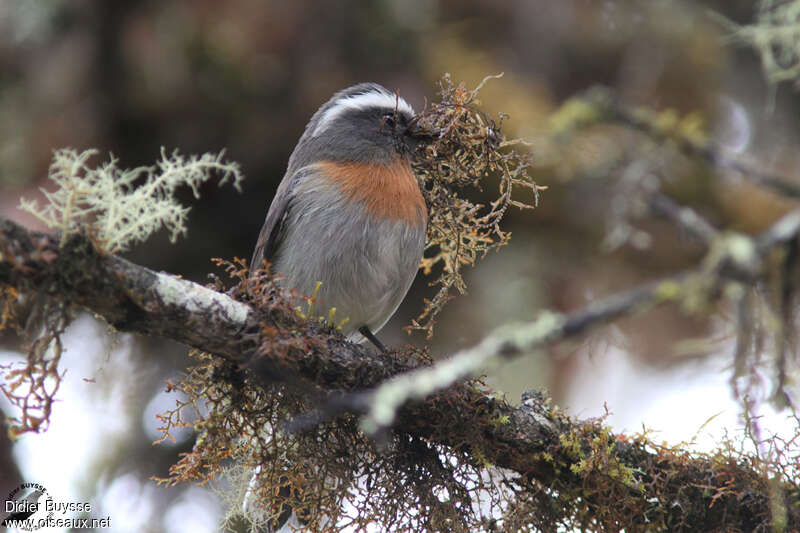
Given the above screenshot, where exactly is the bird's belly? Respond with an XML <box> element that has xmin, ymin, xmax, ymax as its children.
<box><xmin>272</xmin><ymin>199</ymin><xmax>425</xmax><ymax>337</ymax></box>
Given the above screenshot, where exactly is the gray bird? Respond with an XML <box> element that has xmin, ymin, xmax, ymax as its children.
<box><xmin>251</xmin><ymin>82</ymin><xmax>428</xmax><ymax>350</ymax></box>
<box><xmin>245</xmin><ymin>83</ymin><xmax>429</xmax><ymax>532</ymax></box>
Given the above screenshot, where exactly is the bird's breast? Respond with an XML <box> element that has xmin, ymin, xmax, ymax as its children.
<box><xmin>272</xmin><ymin>158</ymin><xmax>427</xmax><ymax>336</ymax></box>
<box><xmin>316</xmin><ymin>158</ymin><xmax>426</xmax><ymax>227</ymax></box>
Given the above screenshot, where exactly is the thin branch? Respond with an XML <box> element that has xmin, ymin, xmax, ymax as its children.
<box><xmin>584</xmin><ymin>87</ymin><xmax>800</xmax><ymax>198</ymax></box>
<box><xmin>362</xmin><ymin>209</ymin><xmax>800</xmax><ymax>435</ymax></box>
<box><xmin>648</xmin><ymin>192</ymin><xmax>720</xmax><ymax>243</ymax></box>
<box><xmin>361</xmin><ymin>277</ymin><xmax>675</xmax><ymax>434</ymax></box>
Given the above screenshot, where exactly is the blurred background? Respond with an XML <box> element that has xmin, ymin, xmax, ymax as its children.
<box><xmin>1</xmin><ymin>0</ymin><xmax>799</xmax><ymax>531</ymax></box>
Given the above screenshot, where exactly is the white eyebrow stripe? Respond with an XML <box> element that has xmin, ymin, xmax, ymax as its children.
<box><xmin>312</xmin><ymin>90</ymin><xmax>415</xmax><ymax>137</ymax></box>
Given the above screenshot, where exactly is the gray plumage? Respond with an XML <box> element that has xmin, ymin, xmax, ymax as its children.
<box><xmin>251</xmin><ymin>83</ymin><xmax>426</xmax><ymax>341</ymax></box>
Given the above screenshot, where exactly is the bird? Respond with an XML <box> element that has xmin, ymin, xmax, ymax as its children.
<box><xmin>244</xmin><ymin>83</ymin><xmax>428</xmax><ymax>532</ymax></box>
<box><xmin>250</xmin><ymin>82</ymin><xmax>428</xmax><ymax>351</ymax></box>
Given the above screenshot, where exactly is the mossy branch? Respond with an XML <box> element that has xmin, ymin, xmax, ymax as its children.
<box><xmin>0</xmin><ymin>215</ymin><xmax>798</xmax><ymax>531</ymax></box>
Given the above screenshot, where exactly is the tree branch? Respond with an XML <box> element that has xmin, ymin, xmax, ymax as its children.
<box><xmin>1</xmin><ymin>214</ymin><xmax>798</xmax><ymax>531</ymax></box>
<box><xmin>648</xmin><ymin>192</ymin><xmax>719</xmax><ymax>244</ymax></box>
<box><xmin>599</xmin><ymin>89</ymin><xmax>800</xmax><ymax>199</ymax></box>
<box><xmin>362</xmin><ymin>207</ymin><xmax>800</xmax><ymax>436</ymax></box>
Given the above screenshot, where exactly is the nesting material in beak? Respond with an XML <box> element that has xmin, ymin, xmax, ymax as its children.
<box><xmin>401</xmin><ymin>73</ymin><xmax>545</xmax><ymax>338</ymax></box>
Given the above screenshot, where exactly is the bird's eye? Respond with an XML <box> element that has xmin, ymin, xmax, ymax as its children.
<box><xmin>382</xmin><ymin>113</ymin><xmax>396</xmax><ymax>129</ymax></box>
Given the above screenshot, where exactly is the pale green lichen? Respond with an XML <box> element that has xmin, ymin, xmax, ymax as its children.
<box><xmin>363</xmin><ymin>311</ymin><xmax>566</xmax><ymax>434</ymax></box>
<box><xmin>547</xmin><ymin>91</ymin><xmax>607</xmax><ymax>137</ymax></box>
<box><xmin>713</xmin><ymin>0</ymin><xmax>800</xmax><ymax>98</ymax></box>
<box><xmin>154</xmin><ymin>272</ymin><xmax>250</xmax><ymax>325</ymax></box>
<box><xmin>19</xmin><ymin>147</ymin><xmax>243</xmax><ymax>252</ymax></box>
<box><xmin>655</xmin><ymin>280</ymin><xmax>683</xmax><ymax>300</ymax></box>
<box><xmin>725</xmin><ymin>233</ymin><xmax>757</xmax><ymax>268</ymax></box>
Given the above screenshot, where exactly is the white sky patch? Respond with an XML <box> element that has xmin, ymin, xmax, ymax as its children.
<box><xmin>5</xmin><ymin>315</ymin><xmax>135</xmax><ymax>493</ymax></box>
<box><xmin>0</xmin><ymin>314</ymin><xmax>142</xmax><ymax>531</ymax></box>
<box><xmin>99</xmin><ymin>472</ymin><xmax>158</xmax><ymax>533</ymax></box>
<box><xmin>564</xmin><ymin>344</ymin><xmax>797</xmax><ymax>454</ymax></box>
<box><xmin>313</xmin><ymin>89</ymin><xmax>415</xmax><ymax>137</ymax></box>
<box><xmin>142</xmin><ymin>381</ymin><xmax>195</xmax><ymax>445</ymax></box>
<box><xmin>162</xmin><ymin>486</ymin><xmax>220</xmax><ymax>533</ymax></box>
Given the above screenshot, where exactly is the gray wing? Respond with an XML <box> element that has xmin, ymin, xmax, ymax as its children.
<box><xmin>250</xmin><ymin>171</ymin><xmax>297</xmax><ymax>273</ymax></box>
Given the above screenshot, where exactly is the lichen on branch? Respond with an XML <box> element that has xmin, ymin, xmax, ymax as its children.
<box><xmin>2</xmin><ymin>147</ymin><xmax>244</xmax><ymax>437</ymax></box>
<box><xmin>19</xmin><ymin>147</ymin><xmax>243</xmax><ymax>252</ymax></box>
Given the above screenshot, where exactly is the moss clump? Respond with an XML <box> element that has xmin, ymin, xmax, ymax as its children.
<box><xmin>406</xmin><ymin>74</ymin><xmax>543</xmax><ymax>338</ymax></box>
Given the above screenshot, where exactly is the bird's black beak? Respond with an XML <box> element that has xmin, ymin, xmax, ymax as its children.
<box><xmin>402</xmin><ymin>118</ymin><xmax>440</xmax><ymax>154</ymax></box>
<box><xmin>405</xmin><ymin>119</ymin><xmax>439</xmax><ymax>140</ymax></box>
